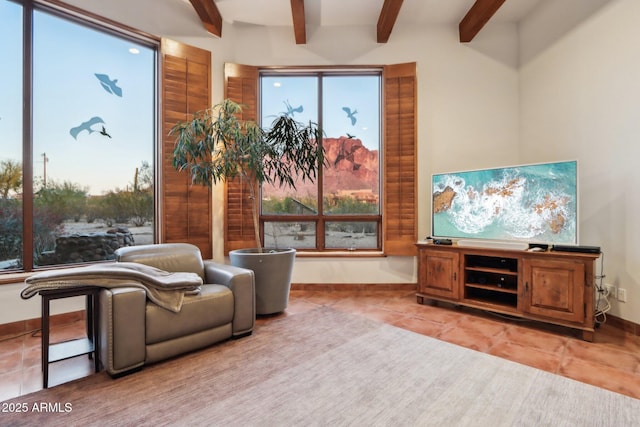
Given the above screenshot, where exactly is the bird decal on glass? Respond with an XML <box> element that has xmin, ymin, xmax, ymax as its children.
<box><xmin>342</xmin><ymin>107</ymin><xmax>358</xmax><ymax>126</ymax></box>
<box><xmin>99</xmin><ymin>126</ymin><xmax>112</xmax><ymax>139</ymax></box>
<box><xmin>346</xmin><ymin>133</ymin><xmax>355</xmax><ymax>139</ymax></box>
<box><xmin>69</xmin><ymin>116</ymin><xmax>105</xmax><ymax>140</ymax></box>
<box><xmin>282</xmin><ymin>100</ymin><xmax>303</xmax><ymax>117</ymax></box>
<box><xmin>95</xmin><ymin>73</ymin><xmax>123</xmax><ymax>97</ymax></box>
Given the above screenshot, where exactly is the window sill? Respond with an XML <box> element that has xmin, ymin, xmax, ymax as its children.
<box><xmin>0</xmin><ymin>272</ymin><xmax>32</xmax><ymax>286</ymax></box>
<box><xmin>295</xmin><ymin>251</ymin><xmax>386</xmax><ymax>258</ymax></box>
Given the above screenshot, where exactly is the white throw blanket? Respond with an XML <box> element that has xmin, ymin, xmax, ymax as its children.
<box><xmin>21</xmin><ymin>262</ymin><xmax>203</xmax><ymax>312</ymax></box>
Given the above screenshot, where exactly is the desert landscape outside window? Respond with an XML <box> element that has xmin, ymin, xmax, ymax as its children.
<box><xmin>260</xmin><ymin>72</ymin><xmax>381</xmax><ymax>251</ymax></box>
<box><xmin>0</xmin><ymin>0</ymin><xmax>157</xmax><ymax>273</ymax></box>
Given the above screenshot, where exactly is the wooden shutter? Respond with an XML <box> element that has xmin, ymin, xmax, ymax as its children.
<box><xmin>383</xmin><ymin>62</ymin><xmax>417</xmax><ymax>256</ymax></box>
<box><xmin>223</xmin><ymin>63</ymin><xmax>259</xmax><ymax>253</ymax></box>
<box><xmin>161</xmin><ymin>38</ymin><xmax>212</xmax><ymax>258</ymax></box>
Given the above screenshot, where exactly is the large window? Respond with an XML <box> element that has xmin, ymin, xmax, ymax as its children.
<box><xmin>260</xmin><ymin>71</ymin><xmax>381</xmax><ymax>251</ymax></box>
<box><xmin>0</xmin><ymin>0</ymin><xmax>157</xmax><ymax>273</ymax></box>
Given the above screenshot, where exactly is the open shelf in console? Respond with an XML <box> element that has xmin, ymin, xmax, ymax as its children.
<box><xmin>463</xmin><ymin>254</ymin><xmax>518</xmax><ymax>309</ymax></box>
<box><xmin>464</xmin><ymin>286</ymin><xmax>518</xmax><ymax>308</ymax></box>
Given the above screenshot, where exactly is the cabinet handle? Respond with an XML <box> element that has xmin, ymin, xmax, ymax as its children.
<box><xmin>525</xmin><ymin>281</ymin><xmax>528</xmax><ymax>292</ymax></box>
<box><xmin>453</xmin><ymin>272</ymin><xmax>457</xmax><ymax>281</ymax></box>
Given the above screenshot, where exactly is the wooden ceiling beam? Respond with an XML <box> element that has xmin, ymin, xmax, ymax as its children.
<box><xmin>189</xmin><ymin>0</ymin><xmax>223</xmax><ymax>37</ymax></box>
<box><xmin>459</xmin><ymin>0</ymin><xmax>506</xmax><ymax>43</ymax></box>
<box><xmin>377</xmin><ymin>0</ymin><xmax>404</xmax><ymax>43</ymax></box>
<box><xmin>290</xmin><ymin>0</ymin><xmax>306</xmax><ymax>44</ymax></box>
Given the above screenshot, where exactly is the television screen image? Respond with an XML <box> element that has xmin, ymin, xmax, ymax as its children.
<box><xmin>432</xmin><ymin>160</ymin><xmax>577</xmax><ymax>245</ymax></box>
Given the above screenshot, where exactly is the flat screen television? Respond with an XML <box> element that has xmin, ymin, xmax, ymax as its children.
<box><xmin>431</xmin><ymin>160</ymin><xmax>578</xmax><ymax>245</ymax></box>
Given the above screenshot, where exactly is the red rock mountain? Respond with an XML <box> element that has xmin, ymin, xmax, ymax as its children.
<box><xmin>262</xmin><ymin>136</ymin><xmax>379</xmax><ymax>201</ymax></box>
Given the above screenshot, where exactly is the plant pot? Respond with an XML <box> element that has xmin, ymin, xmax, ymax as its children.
<box><xmin>229</xmin><ymin>248</ymin><xmax>296</xmax><ymax>315</ymax></box>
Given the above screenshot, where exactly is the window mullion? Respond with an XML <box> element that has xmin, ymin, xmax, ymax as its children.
<box><xmin>23</xmin><ymin>1</ymin><xmax>34</xmax><ymax>271</ymax></box>
<box><xmin>317</xmin><ymin>74</ymin><xmax>325</xmax><ymax>249</ymax></box>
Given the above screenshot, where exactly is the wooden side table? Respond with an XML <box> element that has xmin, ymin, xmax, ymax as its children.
<box><xmin>40</xmin><ymin>286</ymin><xmax>101</xmax><ymax>388</ymax></box>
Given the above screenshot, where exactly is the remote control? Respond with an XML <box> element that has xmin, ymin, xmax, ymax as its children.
<box><xmin>433</xmin><ymin>239</ymin><xmax>453</xmax><ymax>245</ymax></box>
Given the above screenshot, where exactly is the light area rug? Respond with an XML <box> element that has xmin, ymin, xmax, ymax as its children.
<box><xmin>2</xmin><ymin>307</ymin><xmax>638</xmax><ymax>426</ymax></box>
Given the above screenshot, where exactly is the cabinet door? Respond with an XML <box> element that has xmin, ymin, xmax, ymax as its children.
<box><xmin>522</xmin><ymin>258</ymin><xmax>584</xmax><ymax>323</ymax></box>
<box><xmin>418</xmin><ymin>249</ymin><xmax>460</xmax><ymax>299</ymax></box>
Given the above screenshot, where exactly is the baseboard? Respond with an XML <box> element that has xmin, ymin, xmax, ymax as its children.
<box><xmin>290</xmin><ymin>283</ymin><xmax>417</xmax><ymax>292</ymax></box>
<box><xmin>291</xmin><ymin>283</ymin><xmax>640</xmax><ymax>337</ymax></box>
<box><xmin>2</xmin><ymin>287</ymin><xmax>416</xmax><ymax>337</ymax></box>
<box><xmin>0</xmin><ymin>310</ymin><xmax>85</xmax><ymax>339</ymax></box>
<box><xmin>1</xmin><ymin>293</ymin><xmax>638</xmax><ymax>339</ymax></box>
<box><xmin>602</xmin><ymin>314</ymin><xmax>640</xmax><ymax>336</ymax></box>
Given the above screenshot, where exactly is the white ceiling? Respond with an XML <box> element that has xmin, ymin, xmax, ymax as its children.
<box><xmin>65</xmin><ymin>0</ymin><xmax>612</xmax><ymax>66</ymax></box>
<box><xmin>214</xmin><ymin>0</ymin><xmax>543</xmax><ymax>28</ymax></box>
<box><xmin>206</xmin><ymin>0</ymin><xmax>613</xmax><ymax>66</ymax></box>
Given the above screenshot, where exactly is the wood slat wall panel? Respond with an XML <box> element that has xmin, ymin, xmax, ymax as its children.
<box><xmin>383</xmin><ymin>62</ymin><xmax>417</xmax><ymax>256</ymax></box>
<box><xmin>161</xmin><ymin>39</ymin><xmax>212</xmax><ymax>258</ymax></box>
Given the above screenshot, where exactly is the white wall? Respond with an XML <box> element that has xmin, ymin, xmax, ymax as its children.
<box><xmin>0</xmin><ymin>281</ymin><xmax>84</xmax><ymax>325</ymax></box>
<box><xmin>519</xmin><ymin>0</ymin><xmax>640</xmax><ymax>323</ymax></box>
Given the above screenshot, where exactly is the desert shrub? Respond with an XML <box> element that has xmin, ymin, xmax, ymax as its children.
<box><xmin>128</xmin><ymin>161</ymin><xmax>153</xmax><ymax>226</ymax></box>
<box><xmin>0</xmin><ymin>198</ymin><xmax>22</xmax><ymax>264</ymax></box>
<box><xmin>0</xmin><ymin>159</ymin><xmax>22</xmax><ymax>199</ymax></box>
<box><xmin>262</xmin><ymin>196</ymin><xmax>317</xmax><ymax>215</ymax></box>
<box><xmin>91</xmin><ymin>162</ymin><xmax>153</xmax><ymax>227</ymax></box>
<box><xmin>127</xmin><ymin>189</ymin><xmax>153</xmax><ymax>226</ymax></box>
<box><xmin>0</xmin><ymin>195</ymin><xmax>67</xmax><ymax>266</ymax></box>
<box><xmin>35</xmin><ymin>180</ymin><xmax>88</xmax><ymax>222</ymax></box>
<box><xmin>85</xmin><ymin>196</ymin><xmax>102</xmax><ymax>223</ymax></box>
<box><xmin>89</xmin><ymin>189</ymin><xmax>151</xmax><ymax>227</ymax></box>
<box><xmin>32</xmin><ymin>204</ymin><xmax>65</xmax><ymax>263</ymax></box>
<box><xmin>323</xmin><ymin>196</ymin><xmax>378</xmax><ymax>214</ymax></box>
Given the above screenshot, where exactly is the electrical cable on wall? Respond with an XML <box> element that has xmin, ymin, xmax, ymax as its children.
<box><xmin>593</xmin><ymin>251</ymin><xmax>609</xmax><ymax>324</ymax></box>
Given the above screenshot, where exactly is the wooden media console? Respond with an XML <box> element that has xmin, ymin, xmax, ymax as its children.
<box><xmin>416</xmin><ymin>242</ymin><xmax>601</xmax><ymax>341</ymax></box>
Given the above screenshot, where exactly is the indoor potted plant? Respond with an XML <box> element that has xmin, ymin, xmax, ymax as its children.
<box><xmin>170</xmin><ymin>99</ymin><xmax>325</xmax><ymax>314</ymax></box>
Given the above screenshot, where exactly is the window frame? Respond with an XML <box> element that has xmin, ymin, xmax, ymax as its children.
<box><xmin>258</xmin><ymin>69</ymin><xmax>383</xmax><ymax>252</ymax></box>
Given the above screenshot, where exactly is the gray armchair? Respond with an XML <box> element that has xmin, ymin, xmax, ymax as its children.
<box><xmin>99</xmin><ymin>243</ymin><xmax>255</xmax><ymax>376</ymax></box>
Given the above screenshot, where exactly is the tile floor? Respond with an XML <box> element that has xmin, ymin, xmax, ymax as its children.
<box><xmin>1</xmin><ymin>289</ymin><xmax>639</xmax><ymax>402</ymax></box>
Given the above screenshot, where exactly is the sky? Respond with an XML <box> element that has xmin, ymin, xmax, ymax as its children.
<box><xmin>1</xmin><ymin>1</ymin><xmax>155</xmax><ymax>196</ymax></box>
<box><xmin>260</xmin><ymin>74</ymin><xmax>380</xmax><ymax>150</ymax></box>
